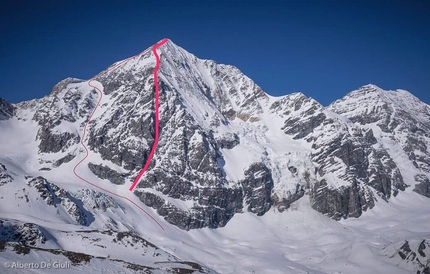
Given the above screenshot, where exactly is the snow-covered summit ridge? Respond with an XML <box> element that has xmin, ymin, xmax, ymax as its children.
<box><xmin>328</xmin><ymin>83</ymin><xmax>430</xmax><ymax>126</ymax></box>
<box><xmin>330</xmin><ymin>84</ymin><xmax>428</xmax><ymax>112</ymax></box>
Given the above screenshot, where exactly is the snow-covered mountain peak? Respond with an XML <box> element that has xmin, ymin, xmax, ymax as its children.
<box><xmin>332</xmin><ymin>84</ymin><xmax>424</xmax><ymax>107</ymax></box>
<box><xmin>361</xmin><ymin>83</ymin><xmax>383</xmax><ymax>90</ymax></box>
<box><xmin>328</xmin><ymin>84</ymin><xmax>430</xmax><ymax>122</ymax></box>
<box><xmin>2</xmin><ymin>39</ymin><xmax>430</xmax><ymax>274</ymax></box>
<box><xmin>50</xmin><ymin>78</ymin><xmax>85</xmax><ymax>96</ymax></box>
<box><xmin>160</xmin><ymin>38</ymin><xmax>192</xmax><ymax>59</ymax></box>
<box><xmin>334</xmin><ymin>84</ymin><xmax>389</xmax><ymax>103</ymax></box>
<box><xmin>328</xmin><ymin>84</ymin><xmax>430</xmax><ymax>187</ymax></box>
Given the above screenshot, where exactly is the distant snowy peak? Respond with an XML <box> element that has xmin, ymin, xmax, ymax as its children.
<box><xmin>328</xmin><ymin>83</ymin><xmax>430</xmax><ymax>187</ymax></box>
<box><xmin>328</xmin><ymin>84</ymin><xmax>394</xmax><ymax>116</ymax></box>
<box><xmin>328</xmin><ymin>84</ymin><xmax>430</xmax><ymax>131</ymax></box>
<box><xmin>329</xmin><ymin>84</ymin><xmax>429</xmax><ymax>118</ymax></box>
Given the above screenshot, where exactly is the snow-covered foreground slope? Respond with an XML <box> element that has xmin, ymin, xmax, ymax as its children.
<box><xmin>1</xmin><ymin>39</ymin><xmax>430</xmax><ymax>273</ymax></box>
<box><xmin>1</xmin><ymin>156</ymin><xmax>429</xmax><ymax>274</ymax></box>
<box><xmin>1</xmin><ymin>171</ymin><xmax>429</xmax><ymax>274</ymax></box>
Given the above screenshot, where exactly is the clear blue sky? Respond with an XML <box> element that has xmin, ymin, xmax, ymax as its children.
<box><xmin>1</xmin><ymin>0</ymin><xmax>429</xmax><ymax>106</ymax></box>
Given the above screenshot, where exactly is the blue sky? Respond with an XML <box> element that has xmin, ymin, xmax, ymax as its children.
<box><xmin>1</xmin><ymin>0</ymin><xmax>429</xmax><ymax>106</ymax></box>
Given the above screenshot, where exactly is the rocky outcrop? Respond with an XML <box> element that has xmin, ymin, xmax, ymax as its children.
<box><xmin>136</xmin><ymin>162</ymin><xmax>276</xmax><ymax>229</ymax></box>
<box><xmin>38</xmin><ymin>128</ymin><xmax>79</xmax><ymax>153</ymax></box>
<box><xmin>216</xmin><ymin>132</ymin><xmax>240</xmax><ymax>149</ymax></box>
<box><xmin>0</xmin><ymin>220</ymin><xmax>47</xmax><ymax>247</ymax></box>
<box><xmin>241</xmin><ymin>163</ymin><xmax>274</xmax><ymax>216</ymax></box>
<box><xmin>0</xmin><ymin>98</ymin><xmax>14</xmax><ymax>119</ymax></box>
<box><xmin>414</xmin><ymin>174</ymin><xmax>430</xmax><ymax>198</ymax></box>
<box><xmin>87</xmin><ymin>163</ymin><xmax>127</xmax><ymax>185</ymax></box>
<box><xmin>0</xmin><ymin>163</ymin><xmax>13</xmax><ymax>186</ymax></box>
<box><xmin>392</xmin><ymin>239</ymin><xmax>430</xmax><ymax>274</ymax></box>
<box><xmin>275</xmin><ymin>94</ymin><xmax>326</xmax><ymax>139</ymax></box>
<box><xmin>136</xmin><ymin>190</ymin><xmax>242</xmax><ymax>230</ymax></box>
<box><xmin>367</xmin><ymin>148</ymin><xmax>407</xmax><ymax>199</ymax></box>
<box><xmin>27</xmin><ymin>177</ymin><xmax>92</xmax><ymax>225</ymax></box>
<box><xmin>53</xmin><ymin>153</ymin><xmax>76</xmax><ymax>167</ymax></box>
<box><xmin>310</xmin><ymin>179</ymin><xmax>375</xmax><ymax>220</ymax></box>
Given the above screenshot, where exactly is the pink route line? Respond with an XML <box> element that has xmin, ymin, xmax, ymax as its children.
<box><xmin>72</xmin><ymin>38</ymin><xmax>169</xmax><ymax>231</ymax></box>
<box><xmin>129</xmin><ymin>38</ymin><xmax>168</xmax><ymax>191</ymax></box>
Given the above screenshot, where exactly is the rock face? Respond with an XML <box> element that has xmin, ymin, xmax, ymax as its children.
<box><xmin>87</xmin><ymin>163</ymin><xmax>128</xmax><ymax>185</ymax></box>
<box><xmin>388</xmin><ymin>239</ymin><xmax>430</xmax><ymax>274</ymax></box>
<box><xmin>27</xmin><ymin>176</ymin><xmax>92</xmax><ymax>226</ymax></box>
<box><xmin>310</xmin><ymin>179</ymin><xmax>375</xmax><ymax>220</ymax></box>
<box><xmin>328</xmin><ymin>84</ymin><xmax>430</xmax><ymax>183</ymax></box>
<box><xmin>0</xmin><ymin>220</ymin><xmax>47</xmax><ymax>247</ymax></box>
<box><xmin>4</xmin><ymin>39</ymin><xmax>430</xmax><ymax>230</ymax></box>
<box><xmin>241</xmin><ymin>163</ymin><xmax>274</xmax><ymax>216</ymax></box>
<box><xmin>53</xmin><ymin>154</ymin><xmax>76</xmax><ymax>167</ymax></box>
<box><xmin>414</xmin><ymin>174</ymin><xmax>430</xmax><ymax>198</ymax></box>
<box><xmin>0</xmin><ymin>163</ymin><xmax>13</xmax><ymax>186</ymax></box>
<box><xmin>15</xmin><ymin>78</ymin><xmax>89</xmax><ymax>154</ymax></box>
<box><xmin>0</xmin><ymin>98</ymin><xmax>14</xmax><ymax>119</ymax></box>
<box><xmin>276</xmin><ymin>89</ymin><xmax>410</xmax><ymax>219</ymax></box>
